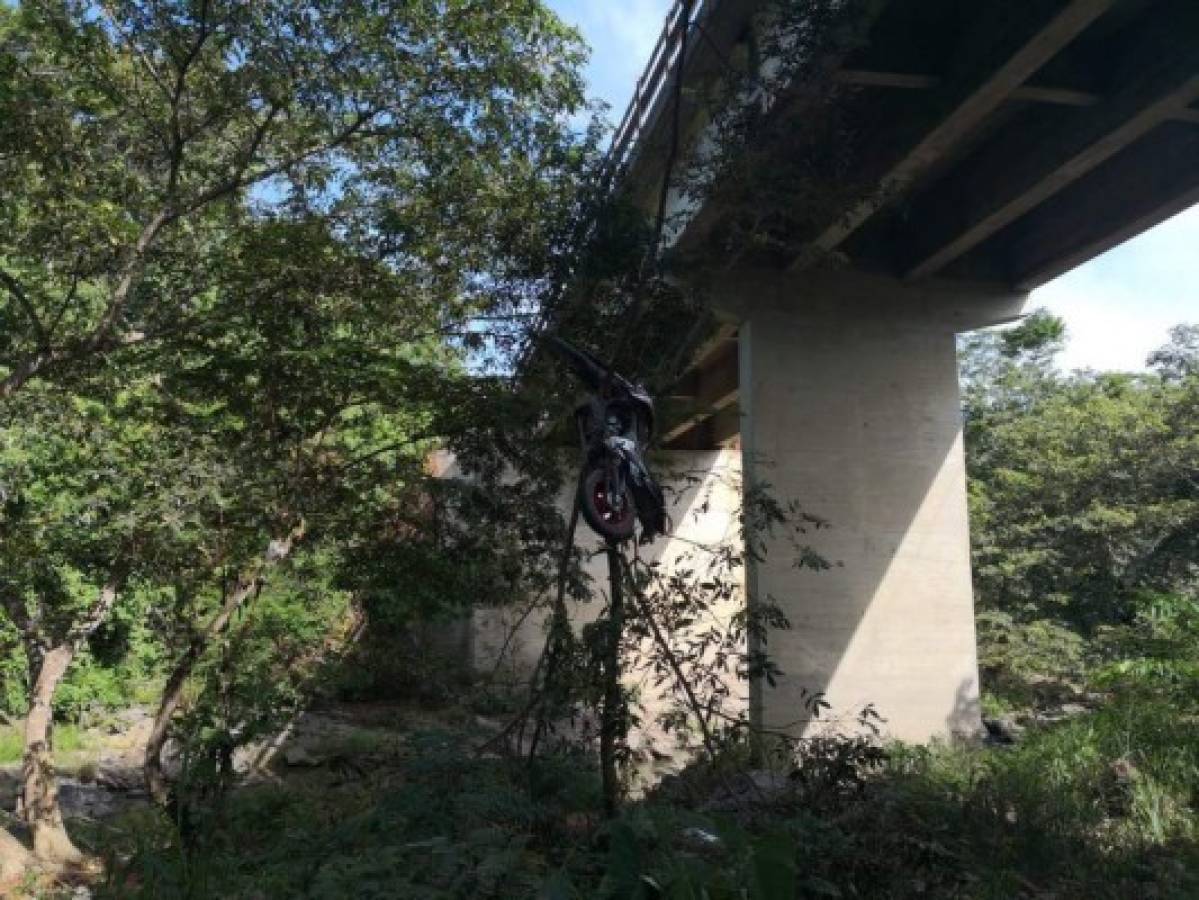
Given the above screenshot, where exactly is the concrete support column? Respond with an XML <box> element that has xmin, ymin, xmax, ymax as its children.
<box><xmin>726</xmin><ymin>271</ymin><xmax>1025</xmax><ymax>742</ymax></box>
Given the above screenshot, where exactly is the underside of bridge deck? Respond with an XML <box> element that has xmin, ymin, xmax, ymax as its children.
<box><xmin>647</xmin><ymin>0</ymin><xmax>1199</xmax><ymax>453</ymax></box>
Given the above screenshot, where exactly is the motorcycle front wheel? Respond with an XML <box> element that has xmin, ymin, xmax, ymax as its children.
<box><xmin>578</xmin><ymin>466</ymin><xmax>636</xmax><ymax>542</ymax></box>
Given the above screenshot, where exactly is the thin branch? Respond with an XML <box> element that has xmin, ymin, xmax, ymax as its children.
<box><xmin>177</xmin><ymin>106</ymin><xmax>375</xmax><ymax>220</ymax></box>
<box><xmin>0</xmin><ymin>270</ymin><xmax>48</xmax><ymax>347</ymax></box>
<box><xmin>97</xmin><ymin>2</ymin><xmax>173</xmax><ymax>105</ymax></box>
<box><xmin>479</xmin><ymin>483</ymin><xmax>582</xmax><ymax>758</ymax></box>
<box><xmin>336</xmin><ymin>431</ymin><xmax>441</xmax><ymax>472</ymax></box>
<box><xmin>44</xmin><ymin>254</ymin><xmax>86</xmax><ymax>341</ymax></box>
<box><xmin>618</xmin><ymin>552</ymin><xmax>721</xmax><ymax>762</ymax></box>
<box><xmin>526</xmin><ymin>477</ymin><xmax>584</xmax><ymax>758</ymax></box>
<box><xmin>83</xmin><ymin>208</ymin><xmax>170</xmax><ymax>354</ymax></box>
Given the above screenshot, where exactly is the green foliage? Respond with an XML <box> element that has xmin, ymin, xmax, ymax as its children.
<box><xmin>0</xmin><ymin>723</ymin><xmax>92</xmax><ymax>764</ymax></box>
<box><xmin>86</xmin><ymin>686</ymin><xmax>1199</xmax><ymax>899</ymax></box>
<box><xmin>963</xmin><ymin>315</ymin><xmax>1199</xmax><ymax>629</ymax></box>
<box><xmin>98</xmin><ymin>728</ymin><xmax>602</xmax><ymax>899</ymax></box>
<box><xmin>976</xmin><ymin>612</ymin><xmax>1089</xmax><ymax>708</ymax></box>
<box><xmin>0</xmin><ymin>0</ymin><xmax>588</xmax><ymax>396</ymax></box>
<box><xmin>166</xmin><ymin>547</ymin><xmax>355</xmax><ymax>807</ymax></box>
<box><xmin>0</xmin><ymin>581</ymin><xmax>164</xmax><ymax>722</ymax></box>
<box><xmin>1</xmin><ymin>0</ymin><xmax>598</xmax><ymax>866</ymax></box>
<box><xmin>0</xmin><ymin>724</ymin><xmax>21</xmax><ymax>763</ymax></box>
<box><xmin>1092</xmin><ymin>592</ymin><xmax>1199</xmax><ymax>708</ymax></box>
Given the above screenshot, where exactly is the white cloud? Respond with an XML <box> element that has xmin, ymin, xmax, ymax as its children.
<box><xmin>1030</xmin><ymin>203</ymin><xmax>1199</xmax><ymax>372</ymax></box>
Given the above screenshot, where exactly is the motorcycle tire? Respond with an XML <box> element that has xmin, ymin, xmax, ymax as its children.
<box><xmin>578</xmin><ymin>466</ymin><xmax>636</xmax><ymax>543</ymax></box>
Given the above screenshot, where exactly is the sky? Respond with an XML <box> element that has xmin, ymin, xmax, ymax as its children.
<box><xmin>546</xmin><ymin>0</ymin><xmax>1198</xmax><ymax>373</ymax></box>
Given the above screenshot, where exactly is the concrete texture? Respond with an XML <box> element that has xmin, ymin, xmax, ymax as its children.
<box><xmin>469</xmin><ymin>446</ymin><xmax>748</xmax><ymax>763</ymax></box>
<box><xmin>730</xmin><ymin>269</ymin><xmax>1027</xmax><ymax>742</ymax></box>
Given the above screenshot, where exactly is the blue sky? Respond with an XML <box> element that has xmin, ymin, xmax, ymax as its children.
<box><xmin>547</xmin><ymin>0</ymin><xmax>1198</xmax><ymax>373</ymax></box>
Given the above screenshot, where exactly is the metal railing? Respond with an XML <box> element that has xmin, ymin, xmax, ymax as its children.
<box><xmin>606</xmin><ymin>0</ymin><xmax>717</xmax><ymax>176</ymax></box>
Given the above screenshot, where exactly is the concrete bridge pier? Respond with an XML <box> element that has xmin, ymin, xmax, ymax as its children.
<box><xmin>716</xmin><ymin>270</ymin><xmax>1026</xmax><ymax>742</ymax></box>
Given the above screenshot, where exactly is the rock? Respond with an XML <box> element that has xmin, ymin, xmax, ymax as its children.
<box><xmin>115</xmin><ymin>706</ymin><xmax>152</xmax><ymax>727</ymax></box>
<box><xmin>473</xmin><ymin>715</ymin><xmax>502</xmax><ymax>733</ymax></box>
<box><xmin>283</xmin><ymin>745</ymin><xmax>324</xmax><ymax>767</ymax></box>
<box><xmin>1109</xmin><ymin>756</ymin><xmax>1139</xmax><ymax>784</ymax></box>
<box><xmin>59</xmin><ymin>778</ymin><xmax>148</xmax><ymax>818</ymax></box>
<box><xmin>94</xmin><ymin>765</ymin><xmax>141</xmax><ymax>792</ymax></box>
<box><xmin>103</xmin><ymin>706</ymin><xmax>152</xmax><ymax>736</ymax></box>
<box><xmin>679</xmin><ymin>827</ymin><xmax>724</xmax><ymax>854</ymax></box>
<box><xmin>107</xmin><ymin>717</ymin><xmax>154</xmax><ymax>752</ymax></box>
<box><xmin>159</xmin><ymin>737</ymin><xmax>183</xmax><ymax>779</ymax></box>
<box><xmin>704</xmin><ymin>769</ymin><xmax>794</xmax><ymax>811</ymax></box>
<box><xmin>982</xmin><ymin>715</ymin><xmax>1024</xmax><ymax>745</ymax></box>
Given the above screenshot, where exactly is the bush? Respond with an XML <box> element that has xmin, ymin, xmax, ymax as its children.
<box><xmin>977</xmin><ymin>611</ymin><xmax>1090</xmax><ymax>708</ymax></box>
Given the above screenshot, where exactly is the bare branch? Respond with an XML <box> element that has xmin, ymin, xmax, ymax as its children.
<box><xmin>83</xmin><ymin>209</ymin><xmax>171</xmax><ymax>354</ymax></box>
<box><xmin>0</xmin><ymin>348</ymin><xmax>62</xmax><ymax>399</ymax></box>
<box><xmin>44</xmin><ymin>255</ymin><xmax>86</xmax><ymax>341</ymax></box>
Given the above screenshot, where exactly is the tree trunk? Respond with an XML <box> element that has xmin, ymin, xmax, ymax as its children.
<box><xmin>0</xmin><ymin>827</ymin><xmax>32</xmax><ymax>885</ymax></box>
<box><xmin>599</xmin><ymin>543</ymin><xmax>625</xmax><ymax>818</ymax></box>
<box><xmin>23</xmin><ymin>644</ymin><xmax>81</xmax><ymax>865</ymax></box>
<box><xmin>16</xmin><ymin>577</ymin><xmax>121</xmax><ymax>867</ymax></box>
<box><xmin>145</xmin><ymin>530</ymin><xmax>301</xmax><ymax>805</ymax></box>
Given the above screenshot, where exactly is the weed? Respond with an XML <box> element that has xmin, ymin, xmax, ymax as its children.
<box><xmin>0</xmin><ymin>723</ymin><xmax>93</xmax><ymax>764</ymax></box>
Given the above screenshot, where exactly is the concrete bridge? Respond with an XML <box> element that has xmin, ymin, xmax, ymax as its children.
<box><xmin>608</xmin><ymin>0</ymin><xmax>1199</xmax><ymax>741</ymax></box>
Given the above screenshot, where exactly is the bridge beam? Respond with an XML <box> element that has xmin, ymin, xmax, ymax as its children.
<box><xmin>793</xmin><ymin>0</ymin><xmax>1114</xmax><ymax>268</ymax></box>
<box><xmin>718</xmin><ymin>270</ymin><xmax>1024</xmax><ymax>742</ymax></box>
<box><xmin>903</xmin><ymin>70</ymin><xmax>1199</xmax><ymax>280</ymax></box>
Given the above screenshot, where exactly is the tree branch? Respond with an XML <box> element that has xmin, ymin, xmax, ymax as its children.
<box><xmin>0</xmin><ymin>270</ymin><xmax>48</xmax><ymax>348</ymax></box>
<box><xmin>66</xmin><ymin>574</ymin><xmax>125</xmax><ymax>648</ymax></box>
<box><xmin>177</xmin><ymin>106</ymin><xmax>377</xmax><ymax>219</ymax></box>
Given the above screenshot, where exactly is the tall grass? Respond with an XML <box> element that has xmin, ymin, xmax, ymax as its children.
<box><xmin>0</xmin><ymin>723</ymin><xmax>93</xmax><ymax>764</ymax></box>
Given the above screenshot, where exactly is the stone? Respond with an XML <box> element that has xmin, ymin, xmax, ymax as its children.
<box><xmin>982</xmin><ymin>715</ymin><xmax>1024</xmax><ymax>745</ymax></box>
<box><xmin>704</xmin><ymin>769</ymin><xmax>795</xmax><ymax>811</ymax></box>
<box><xmin>283</xmin><ymin>745</ymin><xmax>324</xmax><ymax>767</ymax></box>
<box><xmin>1109</xmin><ymin>757</ymin><xmax>1139</xmax><ymax>784</ymax></box>
<box><xmin>679</xmin><ymin>827</ymin><xmax>724</xmax><ymax>854</ymax></box>
<box><xmin>473</xmin><ymin>715</ymin><xmax>502</xmax><ymax>733</ymax></box>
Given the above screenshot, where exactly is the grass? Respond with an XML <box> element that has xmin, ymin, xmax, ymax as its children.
<box><xmin>9</xmin><ymin>599</ymin><xmax>1198</xmax><ymax>898</ymax></box>
<box><xmin>876</xmin><ymin>697</ymin><xmax>1199</xmax><ymax>896</ymax></box>
<box><xmin>0</xmin><ymin>723</ymin><xmax>95</xmax><ymax>764</ymax></box>
<box><xmin>70</xmin><ymin>688</ymin><xmax>1197</xmax><ymax>900</ymax></box>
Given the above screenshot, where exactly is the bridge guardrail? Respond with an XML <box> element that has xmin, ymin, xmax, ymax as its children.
<box><xmin>606</xmin><ymin>0</ymin><xmax>716</xmax><ymax>178</ymax></box>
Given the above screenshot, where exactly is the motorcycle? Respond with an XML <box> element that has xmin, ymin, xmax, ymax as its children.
<box><xmin>543</xmin><ymin>336</ymin><xmax>668</xmax><ymax>544</ymax></box>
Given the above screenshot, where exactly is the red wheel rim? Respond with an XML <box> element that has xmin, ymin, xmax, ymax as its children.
<box><xmin>592</xmin><ymin>480</ymin><xmax>631</xmax><ymax>525</ymax></box>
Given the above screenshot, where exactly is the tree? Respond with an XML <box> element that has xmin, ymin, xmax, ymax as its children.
<box><xmin>0</xmin><ymin>0</ymin><xmax>591</xmax><ymax>871</ymax></box>
<box><xmin>0</xmin><ymin>379</ymin><xmax>219</xmax><ymax>862</ymax></box>
<box><xmin>1147</xmin><ymin>323</ymin><xmax>1199</xmax><ymax>382</ymax></box>
<box><xmin>0</xmin><ymin>0</ymin><xmax>586</xmax><ymax>399</ymax></box>
<box><xmin>963</xmin><ymin>317</ymin><xmax>1199</xmax><ymax>630</ymax></box>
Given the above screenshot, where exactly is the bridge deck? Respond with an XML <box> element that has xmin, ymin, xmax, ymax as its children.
<box><xmin>623</xmin><ymin>0</ymin><xmax>1199</xmax><ymax>448</ymax></box>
